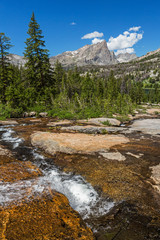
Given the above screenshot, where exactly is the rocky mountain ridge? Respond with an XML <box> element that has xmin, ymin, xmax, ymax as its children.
<box><xmin>8</xmin><ymin>42</ymin><xmax>160</xmax><ymax>68</ymax></box>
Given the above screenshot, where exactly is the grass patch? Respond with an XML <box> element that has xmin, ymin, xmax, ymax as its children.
<box><xmin>116</xmin><ymin>115</ymin><xmax>130</xmax><ymax>123</ymax></box>
<box><xmin>101</xmin><ymin>120</ymin><xmax>112</xmax><ymax>126</ymax></box>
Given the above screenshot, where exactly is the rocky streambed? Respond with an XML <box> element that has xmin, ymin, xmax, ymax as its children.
<box><xmin>0</xmin><ymin>116</ymin><xmax>160</xmax><ymax>239</ymax></box>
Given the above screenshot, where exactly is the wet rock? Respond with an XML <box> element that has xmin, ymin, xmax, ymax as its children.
<box><xmin>39</xmin><ymin>112</ymin><xmax>48</xmax><ymax>117</ymax></box>
<box><xmin>130</xmin><ymin>119</ymin><xmax>160</xmax><ymax>135</ymax></box>
<box><xmin>77</xmin><ymin>118</ymin><xmax>121</xmax><ymax>126</ymax></box>
<box><xmin>31</xmin><ymin>132</ymin><xmax>129</xmax><ymax>155</ymax></box>
<box><xmin>0</xmin><ymin>190</ymin><xmax>93</xmax><ymax>240</ymax></box>
<box><xmin>0</xmin><ymin>161</ymin><xmax>42</xmax><ymax>182</ymax></box>
<box><xmin>0</xmin><ymin>145</ymin><xmax>13</xmax><ymax>157</ymax></box>
<box><xmin>99</xmin><ymin>151</ymin><xmax>126</xmax><ymax>161</ymax></box>
<box><xmin>0</xmin><ymin>120</ymin><xmax>18</xmax><ymax>125</ymax></box>
<box><xmin>150</xmin><ymin>164</ymin><xmax>160</xmax><ymax>193</ymax></box>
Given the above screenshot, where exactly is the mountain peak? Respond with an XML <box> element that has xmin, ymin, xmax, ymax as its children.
<box><xmin>50</xmin><ymin>41</ymin><xmax>118</xmax><ymax>68</ymax></box>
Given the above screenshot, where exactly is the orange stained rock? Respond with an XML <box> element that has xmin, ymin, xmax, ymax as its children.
<box><xmin>0</xmin><ymin>161</ymin><xmax>42</xmax><ymax>182</ymax></box>
<box><xmin>0</xmin><ymin>190</ymin><xmax>94</xmax><ymax>240</ymax></box>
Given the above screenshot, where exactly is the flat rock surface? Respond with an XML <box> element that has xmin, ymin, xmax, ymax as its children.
<box><xmin>31</xmin><ymin>132</ymin><xmax>129</xmax><ymax>155</ymax></box>
<box><xmin>130</xmin><ymin>119</ymin><xmax>160</xmax><ymax>135</ymax></box>
<box><xmin>61</xmin><ymin>125</ymin><xmax>125</xmax><ymax>134</ymax></box>
<box><xmin>0</xmin><ymin>120</ymin><xmax>18</xmax><ymax>125</ymax></box>
<box><xmin>77</xmin><ymin>118</ymin><xmax>121</xmax><ymax>126</ymax></box>
<box><xmin>146</xmin><ymin>108</ymin><xmax>160</xmax><ymax>114</ymax></box>
<box><xmin>99</xmin><ymin>151</ymin><xmax>126</xmax><ymax>161</ymax></box>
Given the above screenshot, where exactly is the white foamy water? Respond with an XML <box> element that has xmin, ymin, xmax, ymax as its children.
<box><xmin>0</xmin><ymin>127</ymin><xmax>23</xmax><ymax>148</ymax></box>
<box><xmin>0</xmin><ymin>125</ymin><xmax>114</xmax><ymax>218</ymax></box>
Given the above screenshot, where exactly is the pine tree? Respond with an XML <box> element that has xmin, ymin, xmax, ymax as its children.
<box><xmin>24</xmin><ymin>12</ymin><xmax>52</xmax><ymax>95</ymax></box>
<box><xmin>0</xmin><ymin>32</ymin><xmax>12</xmax><ymax>103</ymax></box>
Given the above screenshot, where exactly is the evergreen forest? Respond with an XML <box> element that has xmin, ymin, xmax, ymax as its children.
<box><xmin>0</xmin><ymin>13</ymin><xmax>160</xmax><ymax>120</ymax></box>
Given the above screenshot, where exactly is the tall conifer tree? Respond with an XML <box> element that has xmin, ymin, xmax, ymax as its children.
<box><xmin>0</xmin><ymin>32</ymin><xmax>12</xmax><ymax>103</ymax></box>
<box><xmin>24</xmin><ymin>12</ymin><xmax>51</xmax><ymax>94</ymax></box>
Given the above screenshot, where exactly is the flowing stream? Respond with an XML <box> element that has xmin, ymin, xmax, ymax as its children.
<box><xmin>0</xmin><ymin>124</ymin><xmax>114</xmax><ymax>219</ymax></box>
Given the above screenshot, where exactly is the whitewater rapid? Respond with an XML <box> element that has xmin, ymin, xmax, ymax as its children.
<box><xmin>0</xmin><ymin>124</ymin><xmax>114</xmax><ymax>219</ymax></box>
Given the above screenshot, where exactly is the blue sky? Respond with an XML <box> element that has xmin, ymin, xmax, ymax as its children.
<box><xmin>0</xmin><ymin>0</ymin><xmax>160</xmax><ymax>57</ymax></box>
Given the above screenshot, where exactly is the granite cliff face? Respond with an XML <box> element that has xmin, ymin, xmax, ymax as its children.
<box><xmin>50</xmin><ymin>40</ymin><xmax>118</xmax><ymax>68</ymax></box>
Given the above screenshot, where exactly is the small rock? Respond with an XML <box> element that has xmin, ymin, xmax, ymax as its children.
<box><xmin>39</xmin><ymin>112</ymin><xmax>48</xmax><ymax>117</ymax></box>
<box><xmin>23</xmin><ymin>112</ymin><xmax>29</xmax><ymax>117</ymax></box>
<box><xmin>29</xmin><ymin>111</ymin><xmax>36</xmax><ymax>117</ymax></box>
<box><xmin>99</xmin><ymin>151</ymin><xmax>126</xmax><ymax>161</ymax></box>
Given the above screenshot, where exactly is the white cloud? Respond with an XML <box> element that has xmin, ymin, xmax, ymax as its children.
<box><xmin>82</xmin><ymin>31</ymin><xmax>104</xmax><ymax>39</ymax></box>
<box><xmin>107</xmin><ymin>31</ymin><xmax>143</xmax><ymax>51</ymax></box>
<box><xmin>70</xmin><ymin>22</ymin><xmax>76</xmax><ymax>25</ymax></box>
<box><xmin>115</xmin><ymin>48</ymin><xmax>135</xmax><ymax>56</ymax></box>
<box><xmin>129</xmin><ymin>26</ymin><xmax>141</xmax><ymax>32</ymax></box>
<box><xmin>92</xmin><ymin>38</ymin><xmax>104</xmax><ymax>44</ymax></box>
<box><xmin>123</xmin><ymin>31</ymin><xmax>129</xmax><ymax>36</ymax></box>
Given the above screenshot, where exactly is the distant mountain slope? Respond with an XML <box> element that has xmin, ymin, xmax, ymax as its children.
<box><xmin>8</xmin><ymin>54</ymin><xmax>27</xmax><ymax>67</ymax></box>
<box><xmin>137</xmin><ymin>48</ymin><xmax>160</xmax><ymax>62</ymax></box>
<box><xmin>116</xmin><ymin>53</ymin><xmax>137</xmax><ymax>63</ymax></box>
<box><xmin>50</xmin><ymin>40</ymin><xmax>118</xmax><ymax>68</ymax></box>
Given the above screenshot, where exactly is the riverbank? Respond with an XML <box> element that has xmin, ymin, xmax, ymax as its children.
<box><xmin>0</xmin><ymin>113</ymin><xmax>160</xmax><ymax>239</ymax></box>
